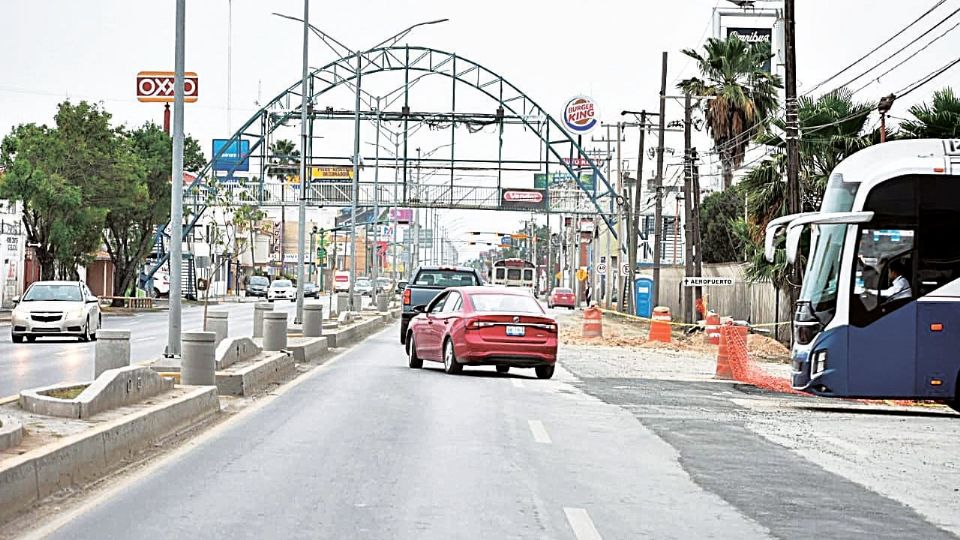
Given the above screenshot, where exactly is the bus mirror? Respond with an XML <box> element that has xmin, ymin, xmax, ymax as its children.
<box><xmin>786</xmin><ymin>223</ymin><xmax>805</xmax><ymax>265</ymax></box>
<box><xmin>765</xmin><ymin>213</ymin><xmax>813</xmax><ymax>263</ymax></box>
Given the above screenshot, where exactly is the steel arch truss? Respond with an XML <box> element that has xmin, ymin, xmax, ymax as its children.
<box><xmin>155</xmin><ymin>46</ymin><xmax>618</xmax><ymax>276</ymax></box>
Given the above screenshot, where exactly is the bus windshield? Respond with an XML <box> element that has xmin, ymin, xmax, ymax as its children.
<box><xmin>799</xmin><ymin>224</ymin><xmax>846</xmax><ymax>314</ymax></box>
<box><xmin>797</xmin><ymin>175</ymin><xmax>860</xmax><ymax>316</ymax></box>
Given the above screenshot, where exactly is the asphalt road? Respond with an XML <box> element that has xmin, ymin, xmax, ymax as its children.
<box><xmin>0</xmin><ymin>299</ymin><xmax>307</xmax><ymax>397</ymax></box>
<box><xmin>39</xmin><ymin>324</ymin><xmax>769</xmax><ymax>540</ymax></box>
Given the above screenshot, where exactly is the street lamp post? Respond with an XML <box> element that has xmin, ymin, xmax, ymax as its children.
<box><xmin>167</xmin><ymin>0</ymin><xmax>186</xmax><ymax>357</ymax></box>
<box><xmin>371</xmin><ymin>100</ymin><xmax>382</xmax><ymax>309</ymax></box>
<box><xmin>294</xmin><ymin>0</ymin><xmax>310</xmax><ymax>325</ymax></box>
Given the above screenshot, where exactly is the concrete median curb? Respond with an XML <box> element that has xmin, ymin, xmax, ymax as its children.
<box><xmin>286</xmin><ymin>336</ymin><xmax>330</xmax><ymax>365</ymax></box>
<box><xmin>0</xmin><ymin>414</ymin><xmax>23</xmax><ymax>451</ymax></box>
<box><xmin>216</xmin><ymin>352</ymin><xmax>295</xmax><ymax>396</ymax></box>
<box><xmin>324</xmin><ymin>314</ymin><xmax>390</xmax><ymax>348</ymax></box>
<box><xmin>0</xmin><ymin>385</ymin><xmax>219</xmax><ymax>523</ymax></box>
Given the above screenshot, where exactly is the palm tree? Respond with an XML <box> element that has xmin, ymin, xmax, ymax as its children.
<box><xmin>738</xmin><ymin>89</ymin><xmax>876</xmax><ymax>304</ymax></box>
<box><xmin>898</xmin><ymin>87</ymin><xmax>960</xmax><ymax>139</ymax></box>
<box><xmin>268</xmin><ymin>139</ymin><xmax>300</xmax><ymax>182</ymax></box>
<box><xmin>678</xmin><ymin>35</ymin><xmax>782</xmax><ymax>189</ymax></box>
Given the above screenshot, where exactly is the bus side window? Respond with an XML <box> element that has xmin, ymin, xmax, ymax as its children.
<box><xmin>851</xmin><ymin>228</ymin><xmax>914</xmax><ymax>327</ymax></box>
<box><xmin>917</xmin><ymin>178</ymin><xmax>960</xmax><ymax>296</ymax></box>
<box><xmin>495</xmin><ymin>268</ymin><xmax>506</xmax><ymax>281</ymax></box>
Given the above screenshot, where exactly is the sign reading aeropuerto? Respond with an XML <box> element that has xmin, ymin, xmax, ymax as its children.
<box><xmin>136</xmin><ymin>71</ymin><xmax>199</xmax><ymax>103</ymax></box>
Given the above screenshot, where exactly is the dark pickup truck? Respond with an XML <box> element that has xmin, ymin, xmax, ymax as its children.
<box><xmin>400</xmin><ymin>266</ymin><xmax>484</xmax><ymax>344</ymax></box>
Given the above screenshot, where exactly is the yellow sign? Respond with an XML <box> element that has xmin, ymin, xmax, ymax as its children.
<box><xmin>576</xmin><ymin>268</ymin><xmax>588</xmax><ymax>282</ymax></box>
<box><xmin>555</xmin><ymin>271</ymin><xmax>563</xmax><ymax>280</ymax></box>
<box><xmin>311</xmin><ymin>166</ymin><xmax>354</xmax><ymax>181</ymax></box>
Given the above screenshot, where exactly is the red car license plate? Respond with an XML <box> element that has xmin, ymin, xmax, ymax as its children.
<box><xmin>506</xmin><ymin>325</ymin><xmax>525</xmax><ymax>337</ymax></box>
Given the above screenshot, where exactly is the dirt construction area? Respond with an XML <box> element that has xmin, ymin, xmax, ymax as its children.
<box><xmin>551</xmin><ymin>307</ymin><xmax>960</xmax><ymax>537</ymax></box>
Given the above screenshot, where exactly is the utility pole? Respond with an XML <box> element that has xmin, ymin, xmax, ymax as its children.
<box><xmin>592</xmin><ymin>124</ymin><xmax>620</xmax><ymax>310</ymax></box>
<box><xmin>629</xmin><ymin>111</ymin><xmax>649</xmax><ymax>319</ymax></box>
<box><xmin>167</xmin><ymin>0</ymin><xmax>186</xmax><ymax>357</ymax></box>
<box><xmin>371</xmin><ymin>101</ymin><xmax>382</xmax><ymax>309</ymax></box>
<box><xmin>691</xmin><ymin>148</ymin><xmax>703</xmax><ymax>316</ymax></box>
<box><xmin>785</xmin><ymin>0</ymin><xmax>801</xmax><ymax>306</ymax></box>
<box><xmin>682</xmin><ymin>94</ymin><xmax>695</xmax><ymax>324</ymax></box>
<box><xmin>568</xmin><ymin>215</ymin><xmax>577</xmax><ymax>306</ymax></box>
<box><xmin>294</xmin><ymin>0</ymin><xmax>309</xmax><ymax>324</ymax></box>
<box><xmin>652</xmin><ymin>51</ymin><xmax>668</xmax><ymax>308</ymax></box>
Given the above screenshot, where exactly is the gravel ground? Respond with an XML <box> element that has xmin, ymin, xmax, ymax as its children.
<box><xmin>553</xmin><ymin>308</ymin><xmax>960</xmax><ymax>537</ymax></box>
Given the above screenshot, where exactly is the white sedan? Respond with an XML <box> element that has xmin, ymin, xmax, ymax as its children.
<box><xmin>10</xmin><ymin>281</ymin><xmax>101</xmax><ymax>343</ymax></box>
<box><xmin>267</xmin><ymin>279</ymin><xmax>296</xmax><ymax>302</ymax></box>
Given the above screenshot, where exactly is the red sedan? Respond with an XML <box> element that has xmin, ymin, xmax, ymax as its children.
<box><xmin>405</xmin><ymin>286</ymin><xmax>558</xmax><ymax>379</ymax></box>
<box><xmin>547</xmin><ymin>287</ymin><xmax>576</xmax><ymax>309</ymax></box>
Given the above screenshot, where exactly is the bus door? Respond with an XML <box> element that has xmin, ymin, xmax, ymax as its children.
<box><xmin>913</xmin><ymin>197</ymin><xmax>960</xmax><ymax>398</ymax></box>
<box><xmin>847</xmin><ymin>227</ymin><xmax>916</xmax><ymax>397</ymax></box>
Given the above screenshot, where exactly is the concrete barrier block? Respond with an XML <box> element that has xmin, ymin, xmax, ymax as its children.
<box><xmin>286</xmin><ymin>336</ymin><xmax>329</xmax><ymax>364</ymax></box>
<box><xmin>215</xmin><ymin>336</ymin><xmax>262</xmax><ymax>370</ymax></box>
<box><xmin>216</xmin><ymin>353</ymin><xmax>294</xmax><ymax>396</ymax></box>
<box><xmin>19</xmin><ymin>384</ymin><xmax>85</xmax><ymax>419</ymax></box>
<box><xmin>94</xmin><ymin>329</ymin><xmax>131</xmax><ymax>379</ymax></box>
<box><xmin>206</xmin><ymin>310</ymin><xmax>229</xmax><ymax>347</ymax></box>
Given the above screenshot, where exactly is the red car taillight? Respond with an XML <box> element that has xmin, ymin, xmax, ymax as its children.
<box><xmin>466</xmin><ymin>318</ymin><xmax>496</xmax><ymax>330</ymax></box>
<box><xmin>403</xmin><ymin>289</ymin><xmax>411</xmax><ymax>305</ymax></box>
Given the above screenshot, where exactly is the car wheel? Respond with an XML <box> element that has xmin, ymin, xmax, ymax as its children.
<box><xmin>12</xmin><ymin>335</ymin><xmax>23</xmax><ymax>344</ymax></box>
<box><xmin>407</xmin><ymin>336</ymin><xmax>423</xmax><ymax>369</ymax></box>
<box><xmin>91</xmin><ymin>314</ymin><xmax>100</xmax><ymax>341</ymax></box>
<box><xmin>80</xmin><ymin>318</ymin><xmax>91</xmax><ymax>343</ymax></box>
<box><xmin>268</xmin><ymin>299</ymin><xmax>274</xmax><ymax>303</ymax></box>
<box><xmin>400</xmin><ymin>322</ymin><xmax>408</xmax><ymax>344</ymax></box>
<box><xmin>443</xmin><ymin>340</ymin><xmax>463</xmax><ymax>374</ymax></box>
<box><xmin>153</xmin><ymin>287</ymin><xmax>161</xmax><ymax>298</ymax></box>
<box><xmin>496</xmin><ymin>365</ymin><xmax>510</xmax><ymax>374</ymax></box>
<box><xmin>535</xmin><ymin>365</ymin><xmax>555</xmax><ymax>379</ymax></box>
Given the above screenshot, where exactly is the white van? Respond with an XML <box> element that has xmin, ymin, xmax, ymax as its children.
<box><xmin>333</xmin><ymin>271</ymin><xmax>351</xmax><ymax>292</ymax></box>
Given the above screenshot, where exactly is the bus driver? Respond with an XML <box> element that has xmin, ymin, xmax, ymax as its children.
<box><xmin>881</xmin><ymin>260</ymin><xmax>912</xmax><ymax>302</ymax></box>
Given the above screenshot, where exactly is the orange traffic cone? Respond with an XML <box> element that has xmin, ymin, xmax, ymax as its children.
<box><xmin>715</xmin><ymin>325</ymin><xmax>734</xmax><ymax>380</ymax></box>
<box><xmin>648</xmin><ymin>306</ymin><xmax>672</xmax><ymax>343</ymax></box>
<box><xmin>582</xmin><ymin>306</ymin><xmax>603</xmax><ymax>338</ymax></box>
<box><xmin>704</xmin><ymin>311</ymin><xmax>721</xmax><ymax>345</ymax></box>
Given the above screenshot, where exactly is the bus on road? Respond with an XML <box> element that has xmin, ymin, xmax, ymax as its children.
<box><xmin>491</xmin><ymin>259</ymin><xmax>536</xmax><ymax>290</ymax></box>
<box><xmin>766</xmin><ymin>139</ymin><xmax>960</xmax><ymax>411</ymax></box>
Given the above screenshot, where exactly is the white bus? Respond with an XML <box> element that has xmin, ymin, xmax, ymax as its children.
<box><xmin>491</xmin><ymin>258</ymin><xmax>536</xmax><ymax>289</ymax></box>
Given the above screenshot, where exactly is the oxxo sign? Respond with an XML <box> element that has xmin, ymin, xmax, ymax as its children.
<box><xmin>136</xmin><ymin>71</ymin><xmax>199</xmax><ymax>103</ymax></box>
<box><xmin>562</xmin><ymin>95</ymin><xmax>599</xmax><ymax>135</ymax></box>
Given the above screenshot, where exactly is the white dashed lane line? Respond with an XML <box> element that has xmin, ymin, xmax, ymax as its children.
<box><xmin>528</xmin><ymin>420</ymin><xmax>552</xmax><ymax>444</ymax></box>
<box><xmin>563</xmin><ymin>507</ymin><xmax>603</xmax><ymax>540</ymax></box>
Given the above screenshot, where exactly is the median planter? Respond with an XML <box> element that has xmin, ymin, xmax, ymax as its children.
<box><xmin>19</xmin><ymin>367</ymin><xmax>174</xmax><ymax>420</ymax></box>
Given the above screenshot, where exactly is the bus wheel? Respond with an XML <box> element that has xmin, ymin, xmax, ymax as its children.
<box><xmin>948</xmin><ymin>401</ymin><xmax>960</xmax><ymax>414</ymax></box>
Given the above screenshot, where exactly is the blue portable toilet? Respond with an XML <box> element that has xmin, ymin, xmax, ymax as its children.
<box><xmin>634</xmin><ymin>276</ymin><xmax>654</xmax><ymax>318</ymax></box>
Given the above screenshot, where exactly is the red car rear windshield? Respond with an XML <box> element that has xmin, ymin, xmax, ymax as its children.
<box><xmin>554</xmin><ymin>288</ymin><xmax>573</xmax><ymax>294</ymax></box>
<box><xmin>471</xmin><ymin>294</ymin><xmax>543</xmax><ymax>314</ymax></box>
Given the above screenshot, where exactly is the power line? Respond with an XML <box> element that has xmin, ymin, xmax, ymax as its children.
<box><xmin>851</xmin><ymin>19</ymin><xmax>960</xmax><ymax>94</ymax></box>
<box><xmin>896</xmin><ymin>54</ymin><xmax>960</xmax><ymax>96</ymax></box>
<box><xmin>803</xmin><ymin>0</ymin><xmax>950</xmax><ymax>96</ymax></box>
<box><xmin>830</xmin><ymin>5</ymin><xmax>960</xmax><ymax>92</ymax></box>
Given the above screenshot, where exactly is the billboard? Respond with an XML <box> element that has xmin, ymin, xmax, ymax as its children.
<box><xmin>727</xmin><ymin>27</ymin><xmax>773</xmax><ymax>72</ymax></box>
<box><xmin>136</xmin><ymin>71</ymin><xmax>199</xmax><ymax>103</ymax></box>
<box><xmin>562</xmin><ymin>95</ymin><xmax>600</xmax><ymax>135</ymax></box>
<box><xmin>212</xmin><ymin>139</ymin><xmax>250</xmax><ymax>172</ymax></box>
<box><xmin>534</xmin><ymin>172</ymin><xmax>595</xmax><ymax>191</ymax></box>
<box><xmin>311</xmin><ymin>166</ymin><xmax>354</xmax><ymax>182</ymax></box>
<box><xmin>500</xmin><ymin>188</ymin><xmax>547</xmax><ymax>211</ymax></box>
<box><xmin>389</xmin><ymin>208</ymin><xmax>413</xmax><ymax>224</ymax></box>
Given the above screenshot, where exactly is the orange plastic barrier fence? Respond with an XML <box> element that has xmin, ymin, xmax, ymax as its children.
<box><xmin>582</xmin><ymin>306</ymin><xmax>603</xmax><ymax>338</ymax></box>
<box><xmin>721</xmin><ymin>324</ymin><xmax>801</xmax><ymax>394</ymax></box>
<box><xmin>648</xmin><ymin>306</ymin><xmax>672</xmax><ymax>343</ymax></box>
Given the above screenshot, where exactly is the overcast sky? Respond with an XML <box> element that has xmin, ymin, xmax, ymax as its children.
<box><xmin>3</xmin><ymin>0</ymin><xmax>959</xmax><ymax>261</ymax></box>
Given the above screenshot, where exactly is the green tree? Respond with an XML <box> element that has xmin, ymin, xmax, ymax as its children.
<box><xmin>678</xmin><ymin>35</ymin><xmax>782</xmax><ymax>189</ymax></box>
<box><xmin>93</xmin><ymin>120</ymin><xmax>205</xmax><ymax>299</ymax></box>
<box><xmin>898</xmin><ymin>87</ymin><xmax>960</xmax><ymax>139</ymax></box>
<box><xmin>0</xmin><ymin>102</ymin><xmax>124</xmax><ymax>279</ymax></box>
<box><xmin>700</xmin><ymin>186</ymin><xmax>747</xmax><ymax>263</ymax></box>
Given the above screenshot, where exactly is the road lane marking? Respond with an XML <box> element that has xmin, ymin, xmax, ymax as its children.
<box><xmin>20</xmin><ymin>324</ymin><xmax>396</xmax><ymax>540</ymax></box>
<box><xmin>528</xmin><ymin>420</ymin><xmax>552</xmax><ymax>444</ymax></box>
<box><xmin>564</xmin><ymin>508</ymin><xmax>602</xmax><ymax>540</ymax></box>
<box><xmin>511</xmin><ymin>379</ymin><xmax>525</xmax><ymax>388</ymax></box>
<box><xmin>133</xmin><ymin>337</ymin><xmax>154</xmax><ymax>343</ymax></box>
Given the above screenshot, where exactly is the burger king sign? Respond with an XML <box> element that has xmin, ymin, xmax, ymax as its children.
<box><xmin>562</xmin><ymin>95</ymin><xmax>599</xmax><ymax>135</ymax></box>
